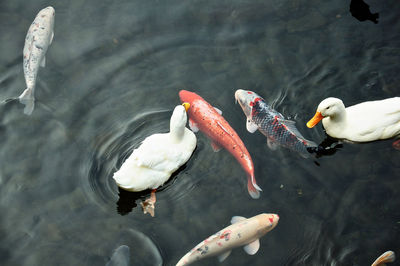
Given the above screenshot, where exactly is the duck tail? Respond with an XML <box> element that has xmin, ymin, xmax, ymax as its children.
<box><xmin>18</xmin><ymin>88</ymin><xmax>35</xmax><ymax>115</ymax></box>
<box><xmin>247</xmin><ymin>174</ymin><xmax>262</xmax><ymax>199</ymax></box>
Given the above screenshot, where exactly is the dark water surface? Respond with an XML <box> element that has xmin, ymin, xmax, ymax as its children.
<box><xmin>1</xmin><ymin>0</ymin><xmax>400</xmax><ymax>265</ymax></box>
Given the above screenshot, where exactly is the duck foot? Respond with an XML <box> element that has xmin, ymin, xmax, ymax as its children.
<box><xmin>140</xmin><ymin>190</ymin><xmax>157</xmax><ymax>217</ymax></box>
<box><xmin>393</xmin><ymin>139</ymin><xmax>400</xmax><ymax>150</ymax></box>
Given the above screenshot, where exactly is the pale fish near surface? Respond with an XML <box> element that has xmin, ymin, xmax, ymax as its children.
<box><xmin>106</xmin><ymin>245</ymin><xmax>130</xmax><ymax>266</ymax></box>
<box><xmin>19</xmin><ymin>6</ymin><xmax>55</xmax><ymax>115</ymax></box>
<box><xmin>176</xmin><ymin>213</ymin><xmax>279</xmax><ymax>266</ymax></box>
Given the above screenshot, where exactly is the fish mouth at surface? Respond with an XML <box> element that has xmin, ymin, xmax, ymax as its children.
<box><xmin>235</xmin><ymin>90</ymin><xmax>253</xmax><ymax>117</ymax></box>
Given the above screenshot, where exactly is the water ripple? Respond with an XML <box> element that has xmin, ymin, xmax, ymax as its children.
<box><xmin>83</xmin><ymin>109</ymin><xmax>170</xmax><ymax>213</ymax></box>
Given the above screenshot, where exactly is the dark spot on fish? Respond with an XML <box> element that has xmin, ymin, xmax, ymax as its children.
<box><xmin>237</xmin><ymin>233</ymin><xmax>241</xmax><ymax>238</ymax></box>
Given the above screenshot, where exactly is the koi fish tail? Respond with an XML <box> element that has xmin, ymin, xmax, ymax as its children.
<box><xmin>305</xmin><ymin>139</ymin><xmax>318</xmax><ymax>148</ymax></box>
<box><xmin>247</xmin><ymin>174</ymin><xmax>262</xmax><ymax>199</ymax></box>
<box><xmin>303</xmin><ymin>139</ymin><xmax>318</xmax><ymax>157</ymax></box>
<box><xmin>18</xmin><ymin>88</ymin><xmax>35</xmax><ymax>115</ymax></box>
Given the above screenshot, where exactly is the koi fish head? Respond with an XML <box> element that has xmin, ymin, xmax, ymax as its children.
<box><xmin>38</xmin><ymin>6</ymin><xmax>55</xmax><ymax>18</ymax></box>
<box><xmin>234</xmin><ymin>89</ymin><xmax>263</xmax><ymax>117</ymax></box>
<box><xmin>257</xmin><ymin>213</ymin><xmax>279</xmax><ymax>235</ymax></box>
<box><xmin>36</xmin><ymin>6</ymin><xmax>55</xmax><ymax>29</ymax></box>
<box><xmin>179</xmin><ymin>90</ymin><xmax>202</xmax><ymax>105</ymax></box>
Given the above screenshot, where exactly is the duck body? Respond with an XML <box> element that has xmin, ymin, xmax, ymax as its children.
<box><xmin>113</xmin><ymin>105</ymin><xmax>196</xmax><ymax>192</ymax></box>
<box><xmin>307</xmin><ymin>97</ymin><xmax>400</xmax><ymax>142</ymax></box>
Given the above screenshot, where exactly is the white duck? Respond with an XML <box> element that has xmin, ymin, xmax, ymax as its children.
<box><xmin>113</xmin><ymin>103</ymin><xmax>196</xmax><ymax>216</ymax></box>
<box><xmin>306</xmin><ymin>97</ymin><xmax>400</xmax><ymax>144</ymax></box>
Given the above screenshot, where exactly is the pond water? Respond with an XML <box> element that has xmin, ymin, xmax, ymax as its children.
<box><xmin>0</xmin><ymin>0</ymin><xmax>399</xmax><ymax>265</ymax></box>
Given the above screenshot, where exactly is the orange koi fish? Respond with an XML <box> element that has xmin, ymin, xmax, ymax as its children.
<box><xmin>179</xmin><ymin>90</ymin><xmax>262</xmax><ymax>199</ymax></box>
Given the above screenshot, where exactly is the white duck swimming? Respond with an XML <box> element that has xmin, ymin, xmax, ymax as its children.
<box><xmin>306</xmin><ymin>97</ymin><xmax>400</xmax><ymax>144</ymax></box>
<box><xmin>113</xmin><ymin>103</ymin><xmax>196</xmax><ymax>216</ymax></box>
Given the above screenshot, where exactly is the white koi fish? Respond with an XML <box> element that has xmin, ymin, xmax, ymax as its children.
<box><xmin>176</xmin><ymin>213</ymin><xmax>279</xmax><ymax>266</ymax></box>
<box><xmin>371</xmin><ymin>251</ymin><xmax>395</xmax><ymax>266</ymax></box>
<box><xmin>19</xmin><ymin>6</ymin><xmax>55</xmax><ymax>115</ymax></box>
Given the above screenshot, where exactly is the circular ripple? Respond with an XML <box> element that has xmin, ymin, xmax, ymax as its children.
<box><xmin>83</xmin><ymin>109</ymin><xmax>172</xmax><ymax>213</ymax></box>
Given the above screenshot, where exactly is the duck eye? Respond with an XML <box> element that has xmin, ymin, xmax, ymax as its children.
<box><xmin>326</xmin><ymin>106</ymin><xmax>330</xmax><ymax>109</ymax></box>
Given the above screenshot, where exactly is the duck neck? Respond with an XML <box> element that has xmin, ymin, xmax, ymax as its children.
<box><xmin>170</xmin><ymin>124</ymin><xmax>185</xmax><ymax>143</ymax></box>
<box><xmin>324</xmin><ymin>108</ymin><xmax>347</xmax><ymax>135</ymax></box>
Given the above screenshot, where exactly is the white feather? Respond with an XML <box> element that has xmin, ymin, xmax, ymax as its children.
<box><xmin>113</xmin><ymin>105</ymin><xmax>197</xmax><ymax>192</ymax></box>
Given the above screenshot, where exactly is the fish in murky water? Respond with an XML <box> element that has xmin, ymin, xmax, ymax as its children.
<box><xmin>19</xmin><ymin>6</ymin><xmax>55</xmax><ymax>115</ymax></box>
<box><xmin>176</xmin><ymin>213</ymin><xmax>279</xmax><ymax>266</ymax></box>
<box><xmin>371</xmin><ymin>250</ymin><xmax>395</xmax><ymax>266</ymax></box>
<box><xmin>106</xmin><ymin>245</ymin><xmax>130</xmax><ymax>266</ymax></box>
<box><xmin>179</xmin><ymin>90</ymin><xmax>262</xmax><ymax>199</ymax></box>
<box><xmin>235</xmin><ymin>89</ymin><xmax>317</xmax><ymax>158</ymax></box>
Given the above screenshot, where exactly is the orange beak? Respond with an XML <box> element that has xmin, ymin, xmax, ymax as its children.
<box><xmin>182</xmin><ymin>102</ymin><xmax>190</xmax><ymax>112</ymax></box>
<box><xmin>306</xmin><ymin>111</ymin><xmax>324</xmax><ymax>128</ymax></box>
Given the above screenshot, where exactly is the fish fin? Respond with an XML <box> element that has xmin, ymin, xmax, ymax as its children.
<box><xmin>243</xmin><ymin>239</ymin><xmax>260</xmax><ymax>255</ymax></box>
<box><xmin>189</xmin><ymin>119</ymin><xmax>199</xmax><ymax>132</ymax></box>
<box><xmin>372</xmin><ymin>251</ymin><xmax>396</xmax><ymax>266</ymax></box>
<box><xmin>393</xmin><ymin>139</ymin><xmax>400</xmax><ymax>150</ymax></box>
<box><xmin>246</xmin><ymin>119</ymin><xmax>258</xmax><ymax>133</ymax></box>
<box><xmin>278</xmin><ymin>118</ymin><xmax>307</xmax><ymax>139</ymax></box>
<box><xmin>231</xmin><ymin>216</ymin><xmax>246</xmax><ymax>224</ymax></box>
<box><xmin>218</xmin><ymin>250</ymin><xmax>231</xmax><ymax>262</ymax></box>
<box><xmin>304</xmin><ymin>139</ymin><xmax>318</xmax><ymax>148</ymax></box>
<box><xmin>35</xmin><ymin>43</ymin><xmax>44</xmax><ymax>50</ymax></box>
<box><xmin>267</xmin><ymin>138</ymin><xmax>279</xmax><ymax>150</ymax></box>
<box><xmin>214</xmin><ymin>107</ymin><xmax>222</xmax><ymax>115</ymax></box>
<box><xmin>106</xmin><ymin>245</ymin><xmax>130</xmax><ymax>266</ymax></box>
<box><xmin>18</xmin><ymin>88</ymin><xmax>35</xmax><ymax>115</ymax></box>
<box><xmin>211</xmin><ymin>141</ymin><xmax>222</xmax><ymax>152</ymax></box>
<box><xmin>50</xmin><ymin>31</ymin><xmax>54</xmax><ymax>44</ymax></box>
<box><xmin>247</xmin><ymin>175</ymin><xmax>262</xmax><ymax>199</ymax></box>
<box><xmin>40</xmin><ymin>56</ymin><xmax>46</xmax><ymax>67</ymax></box>
<box><xmin>278</xmin><ymin>118</ymin><xmax>317</xmax><ymax>148</ymax></box>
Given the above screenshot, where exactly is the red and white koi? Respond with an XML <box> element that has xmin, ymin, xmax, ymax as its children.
<box><xmin>179</xmin><ymin>90</ymin><xmax>262</xmax><ymax>199</ymax></box>
<box><xmin>235</xmin><ymin>89</ymin><xmax>317</xmax><ymax>158</ymax></box>
<box><xmin>176</xmin><ymin>213</ymin><xmax>279</xmax><ymax>266</ymax></box>
<box><xmin>19</xmin><ymin>6</ymin><xmax>55</xmax><ymax>115</ymax></box>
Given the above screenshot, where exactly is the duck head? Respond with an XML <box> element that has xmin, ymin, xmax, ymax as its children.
<box><xmin>307</xmin><ymin>97</ymin><xmax>346</xmax><ymax>128</ymax></box>
<box><xmin>170</xmin><ymin>103</ymin><xmax>190</xmax><ymax>142</ymax></box>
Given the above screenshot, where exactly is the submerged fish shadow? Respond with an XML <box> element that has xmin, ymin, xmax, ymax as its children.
<box><xmin>350</xmin><ymin>0</ymin><xmax>379</xmax><ymax>24</ymax></box>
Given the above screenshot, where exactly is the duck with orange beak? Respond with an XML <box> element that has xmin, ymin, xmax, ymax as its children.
<box><xmin>113</xmin><ymin>103</ymin><xmax>196</xmax><ymax>216</ymax></box>
<box><xmin>307</xmin><ymin>97</ymin><xmax>400</xmax><ymax>147</ymax></box>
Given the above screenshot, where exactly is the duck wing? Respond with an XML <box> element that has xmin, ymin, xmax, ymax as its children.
<box><xmin>132</xmin><ymin>134</ymin><xmax>181</xmax><ymax>172</ymax></box>
<box><xmin>346</xmin><ymin>97</ymin><xmax>400</xmax><ymax>139</ymax></box>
